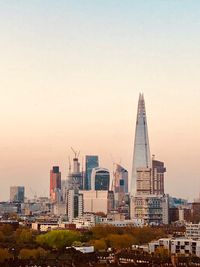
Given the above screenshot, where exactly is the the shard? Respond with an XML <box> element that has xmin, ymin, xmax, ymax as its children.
<box><xmin>130</xmin><ymin>93</ymin><xmax>151</xmax><ymax>196</ymax></box>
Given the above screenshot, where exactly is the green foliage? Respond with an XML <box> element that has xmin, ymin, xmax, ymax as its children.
<box><xmin>0</xmin><ymin>248</ymin><xmax>12</xmax><ymax>262</ymax></box>
<box><xmin>36</xmin><ymin>230</ymin><xmax>80</xmax><ymax>249</ymax></box>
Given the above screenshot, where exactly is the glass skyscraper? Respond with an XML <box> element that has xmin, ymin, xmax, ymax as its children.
<box><xmin>131</xmin><ymin>93</ymin><xmax>151</xmax><ymax>196</ymax></box>
<box><xmin>85</xmin><ymin>155</ymin><xmax>99</xmax><ymax>190</ymax></box>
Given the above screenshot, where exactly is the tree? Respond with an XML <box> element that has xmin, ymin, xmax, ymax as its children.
<box><xmin>92</xmin><ymin>239</ymin><xmax>107</xmax><ymax>251</ymax></box>
<box><xmin>14</xmin><ymin>228</ymin><xmax>33</xmax><ymax>245</ymax></box>
<box><xmin>18</xmin><ymin>247</ymin><xmax>48</xmax><ymax>260</ymax></box>
<box><xmin>0</xmin><ymin>248</ymin><xmax>12</xmax><ymax>263</ymax></box>
<box><xmin>36</xmin><ymin>230</ymin><xmax>80</xmax><ymax>250</ymax></box>
<box><xmin>106</xmin><ymin>234</ymin><xmax>134</xmax><ymax>249</ymax></box>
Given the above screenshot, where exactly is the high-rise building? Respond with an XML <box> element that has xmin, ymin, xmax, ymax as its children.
<box><xmin>85</xmin><ymin>155</ymin><xmax>99</xmax><ymax>190</ymax></box>
<box><xmin>91</xmin><ymin>167</ymin><xmax>110</xmax><ymax>191</ymax></box>
<box><xmin>112</xmin><ymin>164</ymin><xmax>128</xmax><ymax>194</ymax></box>
<box><xmin>131</xmin><ymin>93</ymin><xmax>151</xmax><ymax>196</ymax></box>
<box><xmin>130</xmin><ymin>94</ymin><xmax>168</xmax><ymax>224</ymax></box>
<box><xmin>50</xmin><ymin>166</ymin><xmax>61</xmax><ymax>202</ymax></box>
<box><xmin>66</xmin><ymin>189</ymin><xmax>83</xmax><ymax>222</ymax></box>
<box><xmin>10</xmin><ymin>186</ymin><xmax>25</xmax><ymax>203</ymax></box>
<box><xmin>67</xmin><ymin>156</ymin><xmax>83</xmax><ymax>190</ymax></box>
<box><xmin>151</xmin><ymin>159</ymin><xmax>166</xmax><ymax>195</ymax></box>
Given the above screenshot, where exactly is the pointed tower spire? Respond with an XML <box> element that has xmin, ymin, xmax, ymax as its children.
<box><xmin>130</xmin><ymin>93</ymin><xmax>151</xmax><ymax>196</ymax></box>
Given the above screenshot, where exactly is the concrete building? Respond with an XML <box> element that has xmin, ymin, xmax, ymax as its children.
<box><xmin>85</xmin><ymin>155</ymin><xmax>99</xmax><ymax>190</ymax></box>
<box><xmin>10</xmin><ymin>186</ymin><xmax>25</xmax><ymax>203</ymax></box>
<box><xmin>80</xmin><ymin>190</ymin><xmax>114</xmax><ymax>214</ymax></box>
<box><xmin>91</xmin><ymin>167</ymin><xmax>110</xmax><ymax>191</ymax></box>
<box><xmin>66</xmin><ymin>190</ymin><xmax>83</xmax><ymax>222</ymax></box>
<box><xmin>186</xmin><ymin>223</ymin><xmax>200</xmax><ymax>240</ymax></box>
<box><xmin>136</xmin><ymin>167</ymin><xmax>151</xmax><ymax>195</ymax></box>
<box><xmin>50</xmin><ymin>166</ymin><xmax>61</xmax><ymax>202</ymax></box>
<box><xmin>149</xmin><ymin>237</ymin><xmax>200</xmax><ymax>257</ymax></box>
<box><xmin>132</xmin><ymin>194</ymin><xmax>169</xmax><ymax>225</ymax></box>
<box><xmin>151</xmin><ymin>159</ymin><xmax>166</xmax><ymax>195</ymax></box>
<box><xmin>67</xmin><ymin>156</ymin><xmax>83</xmax><ymax>190</ymax></box>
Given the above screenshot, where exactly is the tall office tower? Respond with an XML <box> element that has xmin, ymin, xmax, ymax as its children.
<box><xmin>151</xmin><ymin>159</ymin><xmax>166</xmax><ymax>195</ymax></box>
<box><xmin>112</xmin><ymin>164</ymin><xmax>128</xmax><ymax>194</ymax></box>
<box><xmin>91</xmin><ymin>167</ymin><xmax>110</xmax><ymax>191</ymax></box>
<box><xmin>85</xmin><ymin>155</ymin><xmax>99</xmax><ymax>190</ymax></box>
<box><xmin>131</xmin><ymin>93</ymin><xmax>151</xmax><ymax>196</ymax></box>
<box><xmin>10</xmin><ymin>186</ymin><xmax>25</xmax><ymax>203</ymax></box>
<box><xmin>50</xmin><ymin>166</ymin><xmax>61</xmax><ymax>202</ymax></box>
<box><xmin>68</xmin><ymin>156</ymin><xmax>83</xmax><ymax>190</ymax></box>
<box><xmin>66</xmin><ymin>189</ymin><xmax>83</xmax><ymax>222</ymax></box>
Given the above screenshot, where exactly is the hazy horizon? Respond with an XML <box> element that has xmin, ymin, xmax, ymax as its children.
<box><xmin>0</xmin><ymin>0</ymin><xmax>200</xmax><ymax>201</ymax></box>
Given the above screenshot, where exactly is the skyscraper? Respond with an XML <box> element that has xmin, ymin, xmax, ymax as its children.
<box><xmin>10</xmin><ymin>186</ymin><xmax>25</xmax><ymax>203</ymax></box>
<box><xmin>85</xmin><ymin>155</ymin><xmax>99</xmax><ymax>190</ymax></box>
<box><xmin>112</xmin><ymin>164</ymin><xmax>128</xmax><ymax>194</ymax></box>
<box><xmin>131</xmin><ymin>93</ymin><xmax>151</xmax><ymax>196</ymax></box>
<box><xmin>91</xmin><ymin>167</ymin><xmax>110</xmax><ymax>191</ymax></box>
<box><xmin>152</xmin><ymin>159</ymin><xmax>166</xmax><ymax>195</ymax></box>
<box><xmin>50</xmin><ymin>166</ymin><xmax>61</xmax><ymax>202</ymax></box>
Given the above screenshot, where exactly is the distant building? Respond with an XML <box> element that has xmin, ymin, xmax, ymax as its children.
<box><xmin>131</xmin><ymin>93</ymin><xmax>151</xmax><ymax>196</ymax></box>
<box><xmin>186</xmin><ymin>223</ymin><xmax>200</xmax><ymax>240</ymax></box>
<box><xmin>136</xmin><ymin>167</ymin><xmax>151</xmax><ymax>195</ymax></box>
<box><xmin>85</xmin><ymin>155</ymin><xmax>99</xmax><ymax>190</ymax></box>
<box><xmin>91</xmin><ymin>167</ymin><xmax>110</xmax><ymax>191</ymax></box>
<box><xmin>151</xmin><ymin>159</ymin><xmax>166</xmax><ymax>195</ymax></box>
<box><xmin>10</xmin><ymin>186</ymin><xmax>25</xmax><ymax>203</ymax></box>
<box><xmin>192</xmin><ymin>202</ymin><xmax>200</xmax><ymax>223</ymax></box>
<box><xmin>80</xmin><ymin>190</ymin><xmax>114</xmax><ymax>214</ymax></box>
<box><xmin>67</xmin><ymin>190</ymin><xmax>83</xmax><ymax>222</ymax></box>
<box><xmin>50</xmin><ymin>166</ymin><xmax>61</xmax><ymax>202</ymax></box>
<box><xmin>132</xmin><ymin>194</ymin><xmax>169</xmax><ymax>225</ymax></box>
<box><xmin>67</xmin><ymin>157</ymin><xmax>83</xmax><ymax>190</ymax></box>
<box><xmin>112</xmin><ymin>164</ymin><xmax>128</xmax><ymax>194</ymax></box>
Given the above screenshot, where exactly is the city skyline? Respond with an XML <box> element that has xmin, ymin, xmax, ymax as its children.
<box><xmin>1</xmin><ymin>1</ymin><xmax>200</xmax><ymax>200</ymax></box>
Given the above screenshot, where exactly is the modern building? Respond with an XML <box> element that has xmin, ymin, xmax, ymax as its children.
<box><xmin>151</xmin><ymin>159</ymin><xmax>166</xmax><ymax>195</ymax></box>
<box><xmin>136</xmin><ymin>167</ymin><xmax>151</xmax><ymax>195</ymax></box>
<box><xmin>186</xmin><ymin>223</ymin><xmax>200</xmax><ymax>240</ymax></box>
<box><xmin>91</xmin><ymin>167</ymin><xmax>110</xmax><ymax>191</ymax></box>
<box><xmin>10</xmin><ymin>186</ymin><xmax>25</xmax><ymax>203</ymax></box>
<box><xmin>132</xmin><ymin>194</ymin><xmax>169</xmax><ymax>225</ymax></box>
<box><xmin>112</xmin><ymin>164</ymin><xmax>128</xmax><ymax>194</ymax></box>
<box><xmin>66</xmin><ymin>189</ymin><xmax>83</xmax><ymax>222</ymax></box>
<box><xmin>85</xmin><ymin>155</ymin><xmax>99</xmax><ymax>190</ymax></box>
<box><xmin>130</xmin><ymin>94</ymin><xmax>168</xmax><ymax>224</ymax></box>
<box><xmin>67</xmin><ymin>156</ymin><xmax>83</xmax><ymax>190</ymax></box>
<box><xmin>192</xmin><ymin>202</ymin><xmax>200</xmax><ymax>223</ymax></box>
<box><xmin>50</xmin><ymin>166</ymin><xmax>61</xmax><ymax>202</ymax></box>
<box><xmin>131</xmin><ymin>93</ymin><xmax>151</xmax><ymax>196</ymax></box>
<box><xmin>80</xmin><ymin>190</ymin><xmax>114</xmax><ymax>214</ymax></box>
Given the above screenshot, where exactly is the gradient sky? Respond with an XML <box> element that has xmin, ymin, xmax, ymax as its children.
<box><xmin>0</xmin><ymin>0</ymin><xmax>200</xmax><ymax>201</ymax></box>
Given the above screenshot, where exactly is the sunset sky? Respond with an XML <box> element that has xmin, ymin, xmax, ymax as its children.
<box><xmin>0</xmin><ymin>0</ymin><xmax>200</xmax><ymax>201</ymax></box>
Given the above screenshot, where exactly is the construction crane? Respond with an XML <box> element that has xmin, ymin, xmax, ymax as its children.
<box><xmin>71</xmin><ymin>147</ymin><xmax>80</xmax><ymax>159</ymax></box>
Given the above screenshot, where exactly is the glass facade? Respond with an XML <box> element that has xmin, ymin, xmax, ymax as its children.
<box><xmin>85</xmin><ymin>155</ymin><xmax>99</xmax><ymax>190</ymax></box>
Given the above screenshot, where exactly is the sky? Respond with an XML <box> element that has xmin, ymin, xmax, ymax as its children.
<box><xmin>0</xmin><ymin>0</ymin><xmax>200</xmax><ymax>201</ymax></box>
